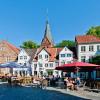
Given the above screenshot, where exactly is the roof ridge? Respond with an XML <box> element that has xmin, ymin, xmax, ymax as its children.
<box><xmin>76</xmin><ymin>35</ymin><xmax>100</xmax><ymax>44</ymax></box>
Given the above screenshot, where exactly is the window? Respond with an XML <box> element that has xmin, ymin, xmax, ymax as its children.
<box><xmin>67</xmin><ymin>54</ymin><xmax>72</xmax><ymax>57</ymax></box>
<box><xmin>89</xmin><ymin>45</ymin><xmax>94</xmax><ymax>51</ymax></box>
<box><xmin>97</xmin><ymin>45</ymin><xmax>100</xmax><ymax>51</ymax></box>
<box><xmin>81</xmin><ymin>46</ymin><xmax>86</xmax><ymax>52</ymax></box>
<box><xmin>39</xmin><ymin>63</ymin><xmax>43</xmax><ymax>67</ymax></box>
<box><xmin>24</xmin><ymin>63</ymin><xmax>26</xmax><ymax>66</ymax></box>
<box><xmin>24</xmin><ymin>56</ymin><xmax>27</xmax><ymax>60</ymax></box>
<box><xmin>61</xmin><ymin>54</ymin><xmax>66</xmax><ymax>57</ymax></box>
<box><xmin>39</xmin><ymin>55</ymin><xmax>42</xmax><ymax>59</ymax></box>
<box><xmin>50</xmin><ymin>63</ymin><xmax>53</xmax><ymax>67</ymax></box>
<box><xmin>81</xmin><ymin>56</ymin><xmax>86</xmax><ymax>62</ymax></box>
<box><xmin>20</xmin><ymin>56</ymin><xmax>23</xmax><ymax>60</ymax></box>
<box><xmin>67</xmin><ymin>61</ymin><xmax>71</xmax><ymax>63</ymax></box>
<box><xmin>61</xmin><ymin>61</ymin><xmax>65</xmax><ymax>65</ymax></box>
<box><xmin>56</xmin><ymin>62</ymin><xmax>59</xmax><ymax>67</ymax></box>
<box><xmin>34</xmin><ymin>64</ymin><xmax>37</xmax><ymax>70</ymax></box>
<box><xmin>0</xmin><ymin>46</ymin><xmax>5</xmax><ymax>51</ymax></box>
<box><xmin>96</xmin><ymin>70</ymin><xmax>100</xmax><ymax>78</ymax></box>
<box><xmin>45</xmin><ymin>63</ymin><xmax>48</xmax><ymax>67</ymax></box>
<box><xmin>65</xmin><ymin>48</ymin><xmax>67</xmax><ymax>51</ymax></box>
<box><xmin>45</xmin><ymin>55</ymin><xmax>49</xmax><ymax>59</ymax></box>
<box><xmin>34</xmin><ymin>64</ymin><xmax>37</xmax><ymax>67</ymax></box>
<box><xmin>89</xmin><ymin>56</ymin><xmax>93</xmax><ymax>62</ymax></box>
<box><xmin>6</xmin><ymin>56</ymin><xmax>10</xmax><ymax>62</ymax></box>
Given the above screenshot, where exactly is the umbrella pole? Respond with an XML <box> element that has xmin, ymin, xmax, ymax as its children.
<box><xmin>76</xmin><ymin>67</ymin><xmax>79</xmax><ymax>77</ymax></box>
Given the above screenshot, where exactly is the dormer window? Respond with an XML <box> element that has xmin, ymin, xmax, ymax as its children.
<box><xmin>65</xmin><ymin>48</ymin><xmax>67</xmax><ymax>51</ymax></box>
<box><xmin>39</xmin><ymin>55</ymin><xmax>42</xmax><ymax>59</ymax></box>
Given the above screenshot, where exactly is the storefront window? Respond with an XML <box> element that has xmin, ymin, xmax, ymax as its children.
<box><xmin>96</xmin><ymin>70</ymin><xmax>100</xmax><ymax>78</ymax></box>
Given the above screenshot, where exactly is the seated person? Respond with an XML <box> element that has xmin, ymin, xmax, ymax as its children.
<box><xmin>65</xmin><ymin>77</ymin><xmax>74</xmax><ymax>90</ymax></box>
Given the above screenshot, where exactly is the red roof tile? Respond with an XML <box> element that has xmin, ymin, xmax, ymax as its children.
<box><xmin>57</xmin><ymin>48</ymin><xmax>63</xmax><ymax>55</ymax></box>
<box><xmin>2</xmin><ymin>40</ymin><xmax>19</xmax><ymax>54</ymax></box>
<box><xmin>46</xmin><ymin>48</ymin><xmax>57</xmax><ymax>61</ymax></box>
<box><xmin>76</xmin><ymin>35</ymin><xmax>100</xmax><ymax>44</ymax></box>
<box><xmin>34</xmin><ymin>47</ymin><xmax>57</xmax><ymax>61</ymax></box>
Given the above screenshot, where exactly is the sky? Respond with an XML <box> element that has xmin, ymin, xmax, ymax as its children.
<box><xmin>0</xmin><ymin>0</ymin><xmax>100</xmax><ymax>47</ymax></box>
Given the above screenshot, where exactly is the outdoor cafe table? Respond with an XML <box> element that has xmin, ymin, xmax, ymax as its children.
<box><xmin>55</xmin><ymin>79</ymin><xmax>64</xmax><ymax>89</ymax></box>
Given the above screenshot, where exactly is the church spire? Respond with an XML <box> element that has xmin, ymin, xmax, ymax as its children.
<box><xmin>41</xmin><ymin>20</ymin><xmax>54</xmax><ymax>48</ymax></box>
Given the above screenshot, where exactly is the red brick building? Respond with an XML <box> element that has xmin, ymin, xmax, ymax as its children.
<box><xmin>0</xmin><ymin>40</ymin><xmax>19</xmax><ymax>74</ymax></box>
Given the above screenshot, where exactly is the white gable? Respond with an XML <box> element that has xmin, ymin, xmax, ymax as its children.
<box><xmin>18</xmin><ymin>49</ymin><xmax>30</xmax><ymax>64</ymax></box>
<box><xmin>38</xmin><ymin>49</ymin><xmax>49</xmax><ymax>55</ymax></box>
<box><xmin>18</xmin><ymin>49</ymin><xmax>29</xmax><ymax>57</ymax></box>
<box><xmin>37</xmin><ymin>49</ymin><xmax>50</xmax><ymax>62</ymax></box>
<box><xmin>60</xmin><ymin>47</ymin><xmax>73</xmax><ymax>54</ymax></box>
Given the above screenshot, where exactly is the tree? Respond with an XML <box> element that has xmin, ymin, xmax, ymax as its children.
<box><xmin>90</xmin><ymin>56</ymin><xmax>100</xmax><ymax>65</ymax></box>
<box><xmin>56</xmin><ymin>40</ymin><xmax>75</xmax><ymax>47</ymax></box>
<box><xmin>86</xmin><ymin>26</ymin><xmax>100</xmax><ymax>38</ymax></box>
<box><xmin>20</xmin><ymin>40</ymin><xmax>39</xmax><ymax>49</ymax></box>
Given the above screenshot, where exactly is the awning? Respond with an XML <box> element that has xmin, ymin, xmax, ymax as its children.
<box><xmin>55</xmin><ymin>61</ymin><xmax>100</xmax><ymax>72</ymax></box>
<box><xmin>0</xmin><ymin>62</ymin><xmax>24</xmax><ymax>68</ymax></box>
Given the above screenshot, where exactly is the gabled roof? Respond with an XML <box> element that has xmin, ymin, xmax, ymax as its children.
<box><xmin>46</xmin><ymin>48</ymin><xmax>57</xmax><ymax>61</ymax></box>
<box><xmin>36</xmin><ymin>47</ymin><xmax>51</xmax><ymax>56</ymax></box>
<box><xmin>24</xmin><ymin>49</ymin><xmax>37</xmax><ymax>57</ymax></box>
<box><xmin>56</xmin><ymin>48</ymin><xmax>63</xmax><ymax>55</ymax></box>
<box><xmin>24</xmin><ymin>49</ymin><xmax>37</xmax><ymax>61</ymax></box>
<box><xmin>34</xmin><ymin>47</ymin><xmax>57</xmax><ymax>61</ymax></box>
<box><xmin>75</xmin><ymin>35</ymin><xmax>100</xmax><ymax>44</ymax></box>
<box><xmin>1</xmin><ymin>40</ymin><xmax>19</xmax><ymax>54</ymax></box>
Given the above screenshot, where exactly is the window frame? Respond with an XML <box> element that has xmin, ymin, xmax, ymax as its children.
<box><xmin>39</xmin><ymin>55</ymin><xmax>42</xmax><ymax>59</ymax></box>
<box><xmin>24</xmin><ymin>56</ymin><xmax>27</xmax><ymax>60</ymax></box>
<box><xmin>45</xmin><ymin>55</ymin><xmax>49</xmax><ymax>59</ymax></box>
<box><xmin>50</xmin><ymin>63</ymin><xmax>53</xmax><ymax>67</ymax></box>
<box><xmin>20</xmin><ymin>56</ymin><xmax>23</xmax><ymax>60</ymax></box>
<box><xmin>89</xmin><ymin>45</ymin><xmax>94</xmax><ymax>51</ymax></box>
<box><xmin>67</xmin><ymin>53</ymin><xmax>72</xmax><ymax>57</ymax></box>
<box><xmin>81</xmin><ymin>56</ymin><xmax>86</xmax><ymax>62</ymax></box>
<box><xmin>81</xmin><ymin>46</ymin><xmax>86</xmax><ymax>52</ymax></box>
<box><xmin>45</xmin><ymin>63</ymin><xmax>48</xmax><ymax>67</ymax></box>
<box><xmin>61</xmin><ymin>54</ymin><xmax>66</xmax><ymax>57</ymax></box>
<box><xmin>97</xmin><ymin>45</ymin><xmax>100</xmax><ymax>51</ymax></box>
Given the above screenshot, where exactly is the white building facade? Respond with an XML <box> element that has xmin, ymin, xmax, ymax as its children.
<box><xmin>77</xmin><ymin>43</ymin><xmax>100</xmax><ymax>62</ymax></box>
<box><xmin>17</xmin><ymin>49</ymin><xmax>30</xmax><ymax>66</ymax></box>
<box><xmin>32</xmin><ymin>48</ymin><xmax>59</xmax><ymax>76</ymax></box>
<box><xmin>76</xmin><ymin>35</ymin><xmax>100</xmax><ymax>62</ymax></box>
<box><xmin>76</xmin><ymin>35</ymin><xmax>100</xmax><ymax>79</ymax></box>
<box><xmin>13</xmin><ymin>49</ymin><xmax>37</xmax><ymax>76</ymax></box>
<box><xmin>59</xmin><ymin>47</ymin><xmax>73</xmax><ymax>65</ymax></box>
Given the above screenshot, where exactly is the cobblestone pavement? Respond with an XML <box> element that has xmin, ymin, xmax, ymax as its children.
<box><xmin>47</xmin><ymin>87</ymin><xmax>100</xmax><ymax>100</ymax></box>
